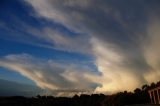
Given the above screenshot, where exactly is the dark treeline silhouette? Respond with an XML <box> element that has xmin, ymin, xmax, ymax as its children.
<box><xmin>1</xmin><ymin>81</ymin><xmax>160</xmax><ymax>106</ymax></box>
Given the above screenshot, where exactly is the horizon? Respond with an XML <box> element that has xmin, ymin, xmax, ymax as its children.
<box><xmin>0</xmin><ymin>0</ymin><xmax>160</xmax><ymax>97</ymax></box>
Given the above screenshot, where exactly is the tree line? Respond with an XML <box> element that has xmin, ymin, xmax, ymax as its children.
<box><xmin>0</xmin><ymin>81</ymin><xmax>160</xmax><ymax>106</ymax></box>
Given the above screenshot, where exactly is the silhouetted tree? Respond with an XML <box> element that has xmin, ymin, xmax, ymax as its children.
<box><xmin>1</xmin><ymin>81</ymin><xmax>160</xmax><ymax>106</ymax></box>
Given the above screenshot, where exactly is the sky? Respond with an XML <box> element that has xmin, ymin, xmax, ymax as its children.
<box><xmin>0</xmin><ymin>0</ymin><xmax>160</xmax><ymax>96</ymax></box>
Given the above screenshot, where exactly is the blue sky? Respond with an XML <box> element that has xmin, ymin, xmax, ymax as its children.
<box><xmin>0</xmin><ymin>0</ymin><xmax>160</xmax><ymax>96</ymax></box>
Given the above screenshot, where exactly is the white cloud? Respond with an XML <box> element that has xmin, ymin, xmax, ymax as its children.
<box><xmin>91</xmin><ymin>38</ymin><xmax>143</xmax><ymax>93</ymax></box>
<box><xmin>25</xmin><ymin>0</ymin><xmax>83</xmax><ymax>32</ymax></box>
<box><xmin>42</xmin><ymin>28</ymin><xmax>91</xmax><ymax>54</ymax></box>
<box><xmin>143</xmin><ymin>16</ymin><xmax>160</xmax><ymax>83</ymax></box>
<box><xmin>26</xmin><ymin>26</ymin><xmax>91</xmax><ymax>54</ymax></box>
<box><xmin>0</xmin><ymin>54</ymin><xmax>100</xmax><ymax>96</ymax></box>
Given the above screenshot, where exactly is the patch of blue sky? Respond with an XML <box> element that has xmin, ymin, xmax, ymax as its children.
<box><xmin>0</xmin><ymin>67</ymin><xmax>35</xmax><ymax>86</ymax></box>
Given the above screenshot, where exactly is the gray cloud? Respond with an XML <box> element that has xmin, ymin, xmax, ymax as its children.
<box><xmin>1</xmin><ymin>0</ymin><xmax>160</xmax><ymax>95</ymax></box>
<box><xmin>23</xmin><ymin>0</ymin><xmax>160</xmax><ymax>93</ymax></box>
<box><xmin>0</xmin><ymin>54</ymin><xmax>100</xmax><ymax>96</ymax></box>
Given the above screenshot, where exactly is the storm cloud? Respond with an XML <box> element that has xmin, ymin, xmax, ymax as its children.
<box><xmin>0</xmin><ymin>0</ymin><xmax>160</xmax><ymax>96</ymax></box>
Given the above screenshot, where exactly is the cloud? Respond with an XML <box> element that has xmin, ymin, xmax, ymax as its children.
<box><xmin>1</xmin><ymin>0</ymin><xmax>160</xmax><ymax>95</ymax></box>
<box><xmin>0</xmin><ymin>54</ymin><xmax>100</xmax><ymax>96</ymax></box>
<box><xmin>0</xmin><ymin>16</ymin><xmax>91</xmax><ymax>54</ymax></box>
<box><xmin>143</xmin><ymin>16</ymin><xmax>160</xmax><ymax>83</ymax></box>
<box><xmin>26</xmin><ymin>26</ymin><xmax>91</xmax><ymax>54</ymax></box>
<box><xmin>91</xmin><ymin>38</ymin><xmax>149</xmax><ymax>93</ymax></box>
<box><xmin>23</xmin><ymin>0</ymin><xmax>160</xmax><ymax>93</ymax></box>
<box><xmin>90</xmin><ymin>14</ymin><xmax>160</xmax><ymax>93</ymax></box>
